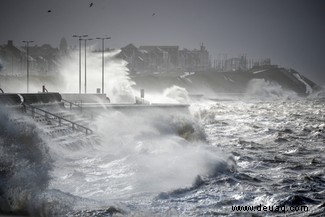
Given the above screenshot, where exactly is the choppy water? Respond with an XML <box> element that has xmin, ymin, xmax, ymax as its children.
<box><xmin>1</xmin><ymin>97</ymin><xmax>325</xmax><ymax>216</ymax></box>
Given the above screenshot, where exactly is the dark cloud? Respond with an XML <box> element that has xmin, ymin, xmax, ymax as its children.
<box><xmin>0</xmin><ymin>0</ymin><xmax>324</xmax><ymax>83</ymax></box>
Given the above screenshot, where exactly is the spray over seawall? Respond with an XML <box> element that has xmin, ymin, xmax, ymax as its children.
<box><xmin>0</xmin><ymin>56</ymin><xmax>237</xmax><ymax>216</ymax></box>
<box><xmin>59</xmin><ymin>108</ymin><xmax>231</xmax><ymax>197</ymax></box>
<box><xmin>0</xmin><ymin>91</ymin><xmax>237</xmax><ymax>216</ymax></box>
<box><xmin>57</xmin><ymin>49</ymin><xmax>135</xmax><ymax>103</ymax></box>
<box><xmin>0</xmin><ymin>106</ymin><xmax>120</xmax><ymax>216</ymax></box>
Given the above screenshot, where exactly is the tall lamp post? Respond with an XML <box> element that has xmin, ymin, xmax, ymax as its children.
<box><xmin>81</xmin><ymin>38</ymin><xmax>93</xmax><ymax>93</ymax></box>
<box><xmin>22</xmin><ymin>40</ymin><xmax>33</xmax><ymax>93</ymax></box>
<box><xmin>96</xmin><ymin>37</ymin><xmax>111</xmax><ymax>94</ymax></box>
<box><xmin>73</xmin><ymin>34</ymin><xmax>88</xmax><ymax>94</ymax></box>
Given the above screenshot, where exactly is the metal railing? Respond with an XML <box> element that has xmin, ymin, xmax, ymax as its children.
<box><xmin>61</xmin><ymin>98</ymin><xmax>83</xmax><ymax>111</ymax></box>
<box><xmin>61</xmin><ymin>98</ymin><xmax>94</xmax><ymax>120</ymax></box>
<box><xmin>23</xmin><ymin>103</ymin><xmax>93</xmax><ymax>135</ymax></box>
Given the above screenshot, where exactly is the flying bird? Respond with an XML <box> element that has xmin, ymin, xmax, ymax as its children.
<box><xmin>47</xmin><ymin>10</ymin><xmax>52</xmax><ymax>13</ymax></box>
<box><xmin>89</xmin><ymin>3</ymin><xmax>94</xmax><ymax>7</ymax></box>
<box><xmin>152</xmin><ymin>13</ymin><xmax>155</xmax><ymax>16</ymax></box>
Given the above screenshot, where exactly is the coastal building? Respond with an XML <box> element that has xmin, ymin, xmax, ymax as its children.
<box><xmin>1</xmin><ymin>40</ymin><xmax>272</xmax><ymax>76</ymax></box>
<box><xmin>0</xmin><ymin>40</ymin><xmax>26</xmax><ymax>75</ymax></box>
<box><xmin>179</xmin><ymin>44</ymin><xmax>210</xmax><ymax>72</ymax></box>
<box><xmin>139</xmin><ymin>45</ymin><xmax>179</xmax><ymax>72</ymax></box>
<box><xmin>0</xmin><ymin>40</ymin><xmax>60</xmax><ymax>76</ymax></box>
<box><xmin>116</xmin><ymin>44</ymin><xmax>148</xmax><ymax>73</ymax></box>
<box><xmin>212</xmin><ymin>54</ymin><xmax>271</xmax><ymax>72</ymax></box>
<box><xmin>117</xmin><ymin>43</ymin><xmax>210</xmax><ymax>73</ymax></box>
<box><xmin>252</xmin><ymin>58</ymin><xmax>271</xmax><ymax>68</ymax></box>
<box><xmin>224</xmin><ymin>55</ymin><xmax>247</xmax><ymax>72</ymax></box>
<box><xmin>28</xmin><ymin>44</ymin><xmax>60</xmax><ymax>75</ymax></box>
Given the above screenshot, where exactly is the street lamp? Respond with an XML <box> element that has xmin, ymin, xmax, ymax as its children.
<box><xmin>96</xmin><ymin>37</ymin><xmax>111</xmax><ymax>94</ymax></box>
<box><xmin>73</xmin><ymin>34</ymin><xmax>88</xmax><ymax>94</ymax></box>
<box><xmin>22</xmin><ymin>40</ymin><xmax>34</xmax><ymax>93</ymax></box>
<box><xmin>81</xmin><ymin>38</ymin><xmax>93</xmax><ymax>93</ymax></box>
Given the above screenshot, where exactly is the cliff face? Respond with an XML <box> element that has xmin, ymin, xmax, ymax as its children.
<box><xmin>131</xmin><ymin>66</ymin><xmax>321</xmax><ymax>96</ymax></box>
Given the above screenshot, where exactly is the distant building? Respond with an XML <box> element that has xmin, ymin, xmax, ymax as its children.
<box><xmin>252</xmin><ymin>58</ymin><xmax>271</xmax><ymax>68</ymax></box>
<box><xmin>0</xmin><ymin>40</ymin><xmax>26</xmax><ymax>75</ymax></box>
<box><xmin>179</xmin><ymin>43</ymin><xmax>210</xmax><ymax>72</ymax></box>
<box><xmin>224</xmin><ymin>55</ymin><xmax>247</xmax><ymax>72</ymax></box>
<box><xmin>28</xmin><ymin>44</ymin><xmax>60</xmax><ymax>75</ymax></box>
<box><xmin>139</xmin><ymin>45</ymin><xmax>179</xmax><ymax>72</ymax></box>
<box><xmin>59</xmin><ymin>37</ymin><xmax>68</xmax><ymax>55</ymax></box>
<box><xmin>117</xmin><ymin>43</ymin><xmax>210</xmax><ymax>73</ymax></box>
<box><xmin>212</xmin><ymin>54</ymin><xmax>271</xmax><ymax>72</ymax></box>
<box><xmin>0</xmin><ymin>40</ymin><xmax>60</xmax><ymax>76</ymax></box>
<box><xmin>116</xmin><ymin>43</ymin><xmax>148</xmax><ymax>72</ymax></box>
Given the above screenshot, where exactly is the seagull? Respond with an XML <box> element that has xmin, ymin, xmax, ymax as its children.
<box><xmin>89</xmin><ymin>3</ymin><xmax>94</xmax><ymax>7</ymax></box>
<box><xmin>47</xmin><ymin>10</ymin><xmax>52</xmax><ymax>13</ymax></box>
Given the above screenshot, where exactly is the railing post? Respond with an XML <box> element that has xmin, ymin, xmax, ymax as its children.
<box><xmin>22</xmin><ymin>104</ymin><xmax>27</xmax><ymax>113</ymax></box>
<box><xmin>21</xmin><ymin>102</ymin><xmax>92</xmax><ymax>135</ymax></box>
<box><xmin>32</xmin><ymin>107</ymin><xmax>35</xmax><ymax>118</ymax></box>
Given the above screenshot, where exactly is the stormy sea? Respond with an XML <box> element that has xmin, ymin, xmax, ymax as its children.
<box><xmin>0</xmin><ymin>88</ymin><xmax>325</xmax><ymax>216</ymax></box>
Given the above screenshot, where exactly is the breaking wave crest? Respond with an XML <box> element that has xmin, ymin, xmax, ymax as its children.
<box><xmin>163</xmin><ymin>85</ymin><xmax>190</xmax><ymax>104</ymax></box>
<box><xmin>0</xmin><ymin>109</ymin><xmax>98</xmax><ymax>216</ymax></box>
<box><xmin>246</xmin><ymin>79</ymin><xmax>297</xmax><ymax>98</ymax></box>
<box><xmin>0</xmin><ymin>108</ymin><xmax>53</xmax><ymax>215</ymax></box>
<box><xmin>85</xmin><ymin>109</ymin><xmax>234</xmax><ymax>197</ymax></box>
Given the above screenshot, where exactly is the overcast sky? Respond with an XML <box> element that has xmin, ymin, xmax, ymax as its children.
<box><xmin>0</xmin><ymin>0</ymin><xmax>324</xmax><ymax>83</ymax></box>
